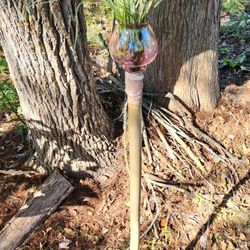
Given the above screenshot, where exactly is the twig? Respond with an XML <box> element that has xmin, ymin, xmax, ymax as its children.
<box><xmin>145</xmin><ymin>173</ymin><xmax>193</xmax><ymax>195</ymax></box>
<box><xmin>155</xmin><ymin>126</ymin><xmax>176</xmax><ymax>161</ymax></box>
<box><xmin>141</xmin><ymin>207</ymin><xmax>160</xmax><ymax>239</ymax></box>
<box><xmin>155</xmin><ymin>112</ymin><xmax>205</xmax><ymax>173</ymax></box>
<box><xmin>146</xmin><ymin>179</ymin><xmax>160</xmax><ymax>239</ymax></box>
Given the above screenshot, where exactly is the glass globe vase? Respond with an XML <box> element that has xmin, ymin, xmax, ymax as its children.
<box><xmin>109</xmin><ymin>23</ymin><xmax>158</xmax><ymax>73</ymax></box>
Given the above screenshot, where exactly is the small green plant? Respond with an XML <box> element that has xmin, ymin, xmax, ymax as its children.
<box><xmin>102</xmin><ymin>0</ymin><xmax>163</xmax><ymax>25</ymax></box>
<box><xmin>219</xmin><ymin>52</ymin><xmax>247</xmax><ymax>69</ymax></box>
<box><xmin>0</xmin><ymin>55</ymin><xmax>26</xmax><ymax>124</ymax></box>
<box><xmin>0</xmin><ymin>79</ymin><xmax>26</xmax><ymax>124</ymax></box>
<box><xmin>0</xmin><ymin>80</ymin><xmax>19</xmax><ymax>111</ymax></box>
<box><xmin>85</xmin><ymin>1</ymin><xmax>112</xmax><ymax>48</ymax></box>
<box><xmin>245</xmin><ymin>219</ymin><xmax>250</xmax><ymax>233</ymax></box>
<box><xmin>219</xmin><ymin>10</ymin><xmax>250</xmax><ymax>71</ymax></box>
<box><xmin>214</xmin><ymin>233</ymin><xmax>223</xmax><ymax>242</ymax></box>
<box><xmin>222</xmin><ymin>0</ymin><xmax>250</xmax><ymax>13</ymax></box>
<box><xmin>142</xmin><ymin>238</ymin><xmax>162</xmax><ymax>250</ymax></box>
<box><xmin>219</xmin><ymin>46</ymin><xmax>233</xmax><ymax>54</ymax></box>
<box><xmin>0</xmin><ymin>57</ymin><xmax>8</xmax><ymax>73</ymax></box>
<box><xmin>14</xmin><ymin>123</ymin><xmax>28</xmax><ymax>136</ymax></box>
<box><xmin>220</xmin><ymin>12</ymin><xmax>250</xmax><ymax>42</ymax></box>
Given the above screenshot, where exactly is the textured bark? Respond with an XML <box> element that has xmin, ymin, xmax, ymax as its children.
<box><xmin>146</xmin><ymin>0</ymin><xmax>220</xmax><ymax>112</ymax></box>
<box><xmin>0</xmin><ymin>0</ymin><xmax>115</xmax><ymax>180</ymax></box>
<box><xmin>0</xmin><ymin>171</ymin><xmax>74</xmax><ymax>250</ymax></box>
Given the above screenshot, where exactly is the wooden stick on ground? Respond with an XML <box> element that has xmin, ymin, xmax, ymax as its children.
<box><xmin>0</xmin><ymin>171</ymin><xmax>74</xmax><ymax>250</ymax></box>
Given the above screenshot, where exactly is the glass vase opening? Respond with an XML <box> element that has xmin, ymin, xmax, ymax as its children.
<box><xmin>109</xmin><ymin>23</ymin><xmax>158</xmax><ymax>73</ymax></box>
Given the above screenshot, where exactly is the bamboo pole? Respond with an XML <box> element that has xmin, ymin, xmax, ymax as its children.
<box><xmin>125</xmin><ymin>72</ymin><xmax>144</xmax><ymax>250</ymax></box>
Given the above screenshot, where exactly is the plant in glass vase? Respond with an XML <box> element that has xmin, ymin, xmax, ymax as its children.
<box><xmin>109</xmin><ymin>23</ymin><xmax>158</xmax><ymax>73</ymax></box>
<box><xmin>103</xmin><ymin>0</ymin><xmax>162</xmax><ymax>73</ymax></box>
<box><xmin>102</xmin><ymin>1</ymin><xmax>163</xmax><ymax>249</ymax></box>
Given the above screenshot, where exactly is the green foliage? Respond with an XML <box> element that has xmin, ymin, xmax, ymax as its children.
<box><xmin>222</xmin><ymin>0</ymin><xmax>250</xmax><ymax>13</ymax></box>
<box><xmin>142</xmin><ymin>238</ymin><xmax>162</xmax><ymax>250</ymax></box>
<box><xmin>0</xmin><ymin>57</ymin><xmax>8</xmax><ymax>73</ymax></box>
<box><xmin>246</xmin><ymin>223</ymin><xmax>250</xmax><ymax>233</ymax></box>
<box><xmin>14</xmin><ymin>123</ymin><xmax>28</xmax><ymax>136</ymax></box>
<box><xmin>0</xmin><ymin>56</ymin><xmax>16</xmax><ymax>111</ymax></box>
<box><xmin>0</xmin><ymin>80</ymin><xmax>19</xmax><ymax>112</ymax></box>
<box><xmin>219</xmin><ymin>51</ymin><xmax>249</xmax><ymax>69</ymax></box>
<box><xmin>85</xmin><ymin>1</ymin><xmax>112</xmax><ymax>48</ymax></box>
<box><xmin>0</xmin><ymin>56</ymin><xmax>24</xmax><ymax>123</ymax></box>
<box><xmin>101</xmin><ymin>0</ymin><xmax>163</xmax><ymax>25</ymax></box>
<box><xmin>220</xmin><ymin>12</ymin><xmax>250</xmax><ymax>41</ymax></box>
<box><xmin>219</xmin><ymin>9</ymin><xmax>250</xmax><ymax>71</ymax></box>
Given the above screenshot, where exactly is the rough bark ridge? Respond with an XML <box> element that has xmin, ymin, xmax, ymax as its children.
<box><xmin>146</xmin><ymin>0</ymin><xmax>220</xmax><ymax>112</ymax></box>
<box><xmin>0</xmin><ymin>0</ymin><xmax>115</xmax><ymax>179</ymax></box>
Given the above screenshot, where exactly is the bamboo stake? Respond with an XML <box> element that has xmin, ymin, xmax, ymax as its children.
<box><xmin>126</xmin><ymin>72</ymin><xmax>144</xmax><ymax>250</ymax></box>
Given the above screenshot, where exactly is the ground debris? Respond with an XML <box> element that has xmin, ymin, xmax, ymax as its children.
<box><xmin>0</xmin><ymin>171</ymin><xmax>74</xmax><ymax>250</ymax></box>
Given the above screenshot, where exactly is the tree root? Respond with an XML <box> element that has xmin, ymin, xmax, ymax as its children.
<box><xmin>97</xmin><ymin>72</ymin><xmax>243</xmax><ymax>247</ymax></box>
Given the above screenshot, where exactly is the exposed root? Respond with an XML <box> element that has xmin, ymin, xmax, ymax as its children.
<box><xmin>97</xmin><ymin>71</ymin><xmax>244</xmax><ymax>248</ymax></box>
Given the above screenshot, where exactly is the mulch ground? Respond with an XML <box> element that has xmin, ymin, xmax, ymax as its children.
<box><xmin>1</xmin><ymin>13</ymin><xmax>250</xmax><ymax>250</ymax></box>
<box><xmin>1</xmin><ymin>81</ymin><xmax>250</xmax><ymax>249</ymax></box>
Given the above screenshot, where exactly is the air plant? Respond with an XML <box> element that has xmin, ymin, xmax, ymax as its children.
<box><xmin>102</xmin><ymin>0</ymin><xmax>162</xmax><ymax>73</ymax></box>
<box><xmin>102</xmin><ymin>0</ymin><xmax>163</xmax><ymax>26</ymax></box>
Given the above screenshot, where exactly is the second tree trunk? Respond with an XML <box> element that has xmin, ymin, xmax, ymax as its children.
<box><xmin>146</xmin><ymin>0</ymin><xmax>221</xmax><ymax>112</ymax></box>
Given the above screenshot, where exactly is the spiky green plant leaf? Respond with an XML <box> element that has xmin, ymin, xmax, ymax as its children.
<box><xmin>102</xmin><ymin>0</ymin><xmax>163</xmax><ymax>25</ymax></box>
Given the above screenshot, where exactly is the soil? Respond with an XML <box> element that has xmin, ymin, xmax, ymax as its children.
<box><xmin>1</xmin><ymin>83</ymin><xmax>250</xmax><ymax>249</ymax></box>
<box><xmin>1</xmin><ymin>14</ymin><xmax>250</xmax><ymax>250</ymax></box>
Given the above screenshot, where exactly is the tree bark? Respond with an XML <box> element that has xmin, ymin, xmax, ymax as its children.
<box><xmin>0</xmin><ymin>0</ymin><xmax>115</xmax><ymax>180</ymax></box>
<box><xmin>146</xmin><ymin>0</ymin><xmax>220</xmax><ymax>112</ymax></box>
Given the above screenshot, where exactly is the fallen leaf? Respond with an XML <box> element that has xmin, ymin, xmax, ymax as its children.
<box><xmin>59</xmin><ymin>239</ymin><xmax>72</xmax><ymax>249</ymax></box>
<box><xmin>160</xmin><ymin>218</ymin><xmax>167</xmax><ymax>229</ymax></box>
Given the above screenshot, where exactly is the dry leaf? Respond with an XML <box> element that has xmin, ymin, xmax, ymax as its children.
<box><xmin>59</xmin><ymin>239</ymin><xmax>72</xmax><ymax>249</ymax></box>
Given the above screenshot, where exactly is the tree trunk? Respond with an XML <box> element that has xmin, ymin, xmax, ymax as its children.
<box><xmin>146</xmin><ymin>0</ymin><xmax>220</xmax><ymax>112</ymax></box>
<box><xmin>0</xmin><ymin>0</ymin><xmax>115</xmax><ymax>181</ymax></box>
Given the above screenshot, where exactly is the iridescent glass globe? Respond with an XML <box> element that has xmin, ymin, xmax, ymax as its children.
<box><xmin>109</xmin><ymin>24</ymin><xmax>158</xmax><ymax>73</ymax></box>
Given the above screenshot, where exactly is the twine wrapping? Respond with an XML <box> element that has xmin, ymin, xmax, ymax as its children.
<box><xmin>125</xmin><ymin>72</ymin><xmax>144</xmax><ymax>101</ymax></box>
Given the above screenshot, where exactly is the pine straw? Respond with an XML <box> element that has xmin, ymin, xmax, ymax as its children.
<box><xmin>96</xmin><ymin>71</ymin><xmax>248</xmax><ymax>248</ymax></box>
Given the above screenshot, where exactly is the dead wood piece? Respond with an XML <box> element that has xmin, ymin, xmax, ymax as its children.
<box><xmin>0</xmin><ymin>171</ymin><xmax>74</xmax><ymax>250</ymax></box>
<box><xmin>145</xmin><ymin>173</ymin><xmax>191</xmax><ymax>194</ymax></box>
<box><xmin>155</xmin><ymin>126</ymin><xmax>176</xmax><ymax>161</ymax></box>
